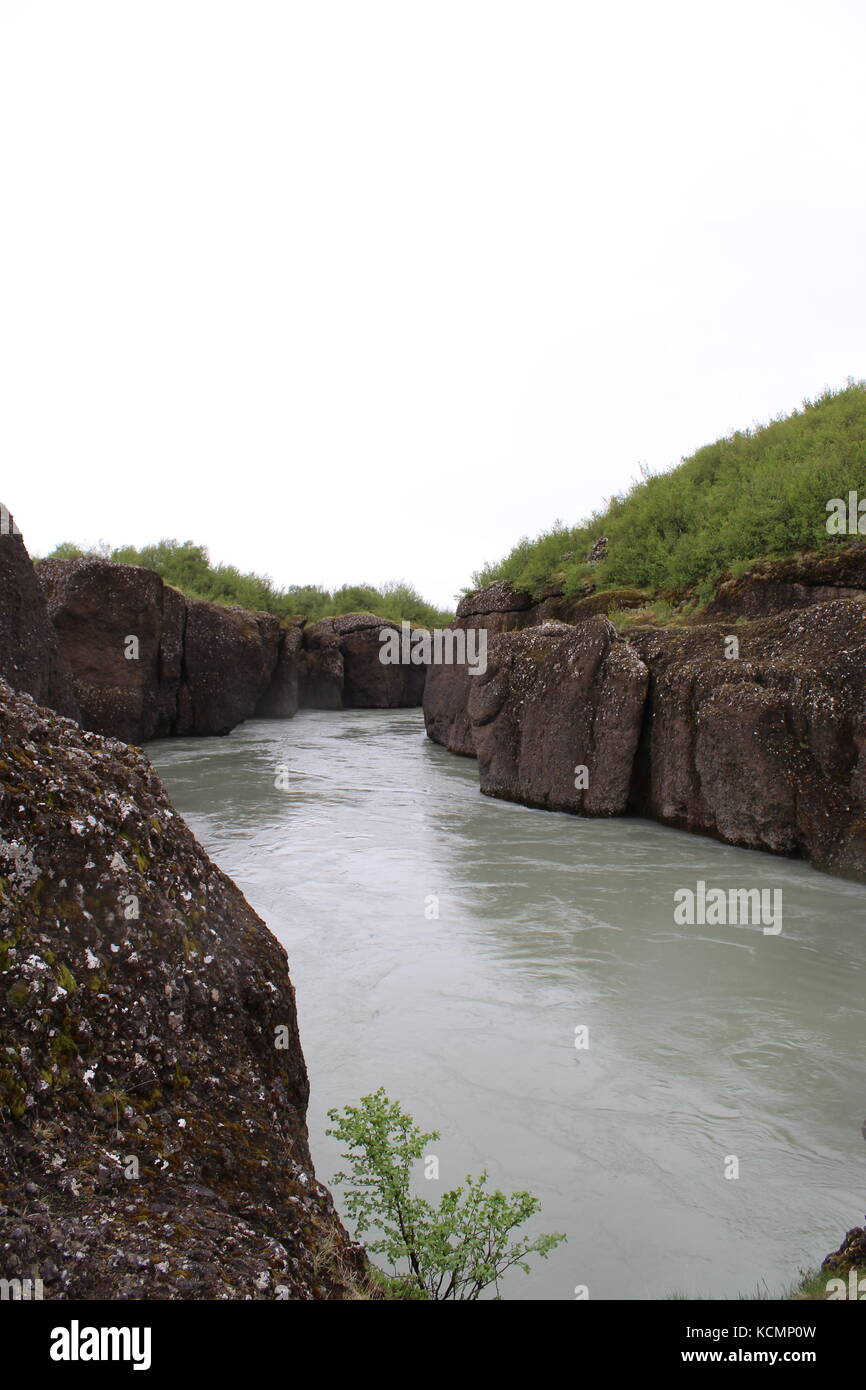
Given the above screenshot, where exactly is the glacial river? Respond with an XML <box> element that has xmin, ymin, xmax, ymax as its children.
<box><xmin>150</xmin><ymin>709</ymin><xmax>866</xmax><ymax>1301</ymax></box>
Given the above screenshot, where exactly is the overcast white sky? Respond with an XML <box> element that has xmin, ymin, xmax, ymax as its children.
<box><xmin>2</xmin><ymin>1</ymin><xmax>865</xmax><ymax>608</ymax></box>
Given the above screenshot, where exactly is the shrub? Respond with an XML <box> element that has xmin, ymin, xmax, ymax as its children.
<box><xmin>326</xmin><ymin>1088</ymin><xmax>565</xmax><ymax>1300</ymax></box>
<box><xmin>471</xmin><ymin>381</ymin><xmax>866</xmax><ymax>600</ymax></box>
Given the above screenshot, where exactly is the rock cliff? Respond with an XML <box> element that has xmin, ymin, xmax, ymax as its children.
<box><xmin>468</xmin><ymin>619</ymin><xmax>648</xmax><ymax>814</ymax></box>
<box><xmin>35</xmin><ymin>558</ymin><xmax>424</xmax><ymax>742</ymax></box>
<box><xmin>0</xmin><ymin>512</ymin><xmax>79</xmax><ymax>721</ymax></box>
<box><xmin>38</xmin><ymin>557</ymin><xmax>294</xmax><ymax>742</ymax></box>
<box><xmin>300</xmin><ymin>614</ymin><xmax>425</xmax><ymax>710</ymax></box>
<box><xmin>0</xmin><ymin>678</ymin><xmax>364</xmax><ymax>1299</ymax></box>
<box><xmin>427</xmin><ymin>570</ymin><xmax>866</xmax><ymax>882</ymax></box>
<box><xmin>628</xmin><ymin>599</ymin><xmax>866</xmax><ymax>879</ymax></box>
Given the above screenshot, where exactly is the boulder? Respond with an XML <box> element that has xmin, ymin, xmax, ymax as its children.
<box><xmin>586</xmin><ymin>535</ymin><xmax>608</xmax><ymax>566</ymax></box>
<box><xmin>468</xmin><ymin>618</ymin><xmax>648</xmax><ymax>814</ymax></box>
<box><xmin>0</xmin><ymin>678</ymin><xmax>365</xmax><ymax>1299</ymax></box>
<box><xmin>0</xmin><ymin>510</ymin><xmax>79</xmax><ymax>720</ymax></box>
<box><xmin>628</xmin><ymin>598</ymin><xmax>866</xmax><ymax>879</ymax></box>
<box><xmin>456</xmin><ymin>580</ymin><xmax>533</xmax><ymax>619</ymax></box>
<box><xmin>454</xmin><ymin>582</ymin><xmax>536</xmax><ymax>636</ymax></box>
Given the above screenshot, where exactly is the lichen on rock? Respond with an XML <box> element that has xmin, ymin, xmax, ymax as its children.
<box><xmin>0</xmin><ymin>678</ymin><xmax>364</xmax><ymax>1299</ymax></box>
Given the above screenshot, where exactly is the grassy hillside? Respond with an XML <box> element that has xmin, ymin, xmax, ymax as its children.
<box><xmin>39</xmin><ymin>538</ymin><xmax>455</xmax><ymax>628</ymax></box>
<box><xmin>471</xmin><ymin>382</ymin><xmax>866</xmax><ymax>605</ymax></box>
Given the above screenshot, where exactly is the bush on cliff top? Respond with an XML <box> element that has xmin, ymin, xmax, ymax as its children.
<box><xmin>471</xmin><ymin>381</ymin><xmax>866</xmax><ymax>601</ymax></box>
<box><xmin>39</xmin><ymin>539</ymin><xmax>454</xmax><ymax>627</ymax></box>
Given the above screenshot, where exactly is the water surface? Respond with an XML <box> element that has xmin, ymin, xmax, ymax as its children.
<box><xmin>151</xmin><ymin>709</ymin><xmax>866</xmax><ymax>1300</ymax></box>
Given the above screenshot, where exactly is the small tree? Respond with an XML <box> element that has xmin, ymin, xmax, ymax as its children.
<box><xmin>326</xmin><ymin>1088</ymin><xmax>565</xmax><ymax>1300</ymax></box>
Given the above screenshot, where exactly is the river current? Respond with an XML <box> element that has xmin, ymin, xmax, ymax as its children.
<box><xmin>150</xmin><ymin>708</ymin><xmax>865</xmax><ymax>1300</ymax></box>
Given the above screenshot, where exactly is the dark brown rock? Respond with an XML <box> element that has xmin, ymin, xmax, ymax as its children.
<box><xmin>705</xmin><ymin>543</ymin><xmax>866</xmax><ymax>620</ymax></box>
<box><xmin>0</xmin><ymin>678</ymin><xmax>365</xmax><ymax>1299</ymax></box>
<box><xmin>822</xmin><ymin>1224</ymin><xmax>866</xmax><ymax>1276</ymax></box>
<box><xmin>628</xmin><ymin>599</ymin><xmax>866</xmax><ymax>879</ymax></box>
<box><xmin>39</xmin><ymin>557</ymin><xmax>172</xmax><ymax>743</ymax></box>
<box><xmin>38</xmin><ymin>558</ymin><xmax>290</xmax><ymax>742</ymax></box>
<box><xmin>255</xmin><ymin>621</ymin><xmax>304</xmax><ymax>719</ymax></box>
<box><xmin>533</xmin><ymin>587</ymin><xmax>648</xmax><ymax>625</ymax></box>
<box><xmin>456</xmin><ymin>581</ymin><xmax>533</xmax><ymax>619</ymax></box>
<box><xmin>0</xmin><ymin>511</ymin><xmax>79</xmax><ymax>720</ymax></box>
<box><xmin>299</xmin><ymin>620</ymin><xmax>345</xmax><ymax>709</ymax></box>
<box><xmin>453</xmin><ymin>578</ymin><xmax>647</xmax><ymax>633</ymax></box>
<box><xmin>176</xmin><ymin>602</ymin><xmax>281</xmax><ymax>736</ymax></box>
<box><xmin>423</xmin><ymin>645</ymin><xmax>477</xmax><ymax>757</ymax></box>
<box><xmin>468</xmin><ymin>618</ymin><xmax>648</xmax><ymax>814</ymax></box>
<box><xmin>300</xmin><ymin>614</ymin><xmax>425</xmax><ymax>709</ymax></box>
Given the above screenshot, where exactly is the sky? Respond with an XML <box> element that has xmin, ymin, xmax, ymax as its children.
<box><xmin>1</xmin><ymin>1</ymin><xmax>865</xmax><ymax>610</ymax></box>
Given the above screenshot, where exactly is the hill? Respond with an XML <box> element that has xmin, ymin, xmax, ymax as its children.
<box><xmin>470</xmin><ymin>382</ymin><xmax>866</xmax><ymax>606</ymax></box>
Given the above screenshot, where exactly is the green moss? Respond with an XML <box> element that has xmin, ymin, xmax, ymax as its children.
<box><xmin>54</xmin><ymin>962</ymin><xmax>77</xmax><ymax>994</ymax></box>
<box><xmin>0</xmin><ymin>1067</ymin><xmax>26</xmax><ymax>1119</ymax></box>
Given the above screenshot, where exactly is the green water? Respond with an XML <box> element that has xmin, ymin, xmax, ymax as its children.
<box><xmin>151</xmin><ymin>708</ymin><xmax>866</xmax><ymax>1300</ymax></box>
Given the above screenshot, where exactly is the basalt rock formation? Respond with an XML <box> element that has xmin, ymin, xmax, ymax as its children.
<box><xmin>455</xmin><ymin>579</ymin><xmax>649</xmax><ymax>632</ymax></box>
<box><xmin>300</xmin><ymin>614</ymin><xmax>426</xmax><ymax>710</ymax></box>
<box><xmin>255</xmin><ymin>621</ymin><xmax>304</xmax><ymax>719</ymax></box>
<box><xmin>423</xmin><ymin>599</ymin><xmax>647</xmax><ymax>761</ymax></box>
<box><xmin>37</xmin><ymin>557</ymin><xmax>299</xmax><ymax>742</ymax></box>
<box><xmin>0</xmin><ymin>678</ymin><xmax>365</xmax><ymax>1299</ymax></box>
<box><xmin>0</xmin><ymin>511</ymin><xmax>79</xmax><ymax>721</ymax></box>
<box><xmin>468</xmin><ymin>619</ymin><xmax>648</xmax><ymax>814</ymax></box>
<box><xmin>427</xmin><ymin>575</ymin><xmax>866</xmax><ymax>882</ymax></box>
<box><xmin>34</xmin><ymin>559</ymin><xmax>423</xmax><ymax>741</ymax></box>
<box><xmin>628</xmin><ymin>599</ymin><xmax>866</xmax><ymax>879</ymax></box>
<box><xmin>705</xmin><ymin>542</ymin><xmax>866</xmax><ymax>621</ymax></box>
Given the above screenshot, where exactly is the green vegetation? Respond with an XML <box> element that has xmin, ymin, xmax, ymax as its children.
<box><xmin>471</xmin><ymin>382</ymin><xmax>866</xmax><ymax>606</ymax></box>
<box><xmin>326</xmin><ymin>1088</ymin><xmax>565</xmax><ymax>1300</ymax></box>
<box><xmin>666</xmin><ymin>1265</ymin><xmax>866</xmax><ymax>1301</ymax></box>
<box><xmin>40</xmin><ymin>539</ymin><xmax>454</xmax><ymax>627</ymax></box>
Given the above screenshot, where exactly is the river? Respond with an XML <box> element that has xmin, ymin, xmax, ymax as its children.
<box><xmin>150</xmin><ymin>708</ymin><xmax>866</xmax><ymax>1301</ymax></box>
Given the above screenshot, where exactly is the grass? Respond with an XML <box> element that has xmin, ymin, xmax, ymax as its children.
<box><xmin>470</xmin><ymin>380</ymin><xmax>866</xmax><ymax>607</ymax></box>
<box><xmin>665</xmin><ymin>1265</ymin><xmax>866</xmax><ymax>1301</ymax></box>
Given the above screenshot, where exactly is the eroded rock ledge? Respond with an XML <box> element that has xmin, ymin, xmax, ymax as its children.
<box><xmin>426</xmin><ymin>574</ymin><xmax>866</xmax><ymax>882</ymax></box>
<box><xmin>0</xmin><ymin>678</ymin><xmax>363</xmax><ymax>1299</ymax></box>
<box><xmin>34</xmin><ymin>556</ymin><xmax>425</xmax><ymax>743</ymax></box>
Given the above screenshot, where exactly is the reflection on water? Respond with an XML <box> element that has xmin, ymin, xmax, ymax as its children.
<box><xmin>151</xmin><ymin>709</ymin><xmax>866</xmax><ymax>1300</ymax></box>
